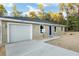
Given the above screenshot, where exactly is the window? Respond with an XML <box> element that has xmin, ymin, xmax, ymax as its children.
<box><xmin>40</xmin><ymin>25</ymin><xmax>44</xmax><ymax>33</ymax></box>
<box><xmin>54</xmin><ymin>26</ymin><xmax>56</xmax><ymax>32</ymax></box>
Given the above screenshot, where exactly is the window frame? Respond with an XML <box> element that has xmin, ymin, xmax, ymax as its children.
<box><xmin>40</xmin><ymin>25</ymin><xmax>44</xmax><ymax>33</ymax></box>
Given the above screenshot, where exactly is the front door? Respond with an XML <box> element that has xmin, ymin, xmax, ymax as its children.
<box><xmin>49</xmin><ymin>26</ymin><xmax>52</xmax><ymax>35</ymax></box>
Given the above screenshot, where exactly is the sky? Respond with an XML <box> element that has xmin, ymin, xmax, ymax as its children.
<box><xmin>1</xmin><ymin>3</ymin><xmax>67</xmax><ymax>16</ymax></box>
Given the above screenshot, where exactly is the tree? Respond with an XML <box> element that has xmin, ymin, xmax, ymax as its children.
<box><xmin>59</xmin><ymin>12</ymin><xmax>65</xmax><ymax>24</ymax></box>
<box><xmin>38</xmin><ymin>4</ymin><xmax>44</xmax><ymax>10</ymax></box>
<box><xmin>59</xmin><ymin>3</ymin><xmax>74</xmax><ymax>16</ymax></box>
<box><xmin>59</xmin><ymin>3</ymin><xmax>75</xmax><ymax>31</ymax></box>
<box><xmin>12</xmin><ymin>4</ymin><xmax>22</xmax><ymax>17</ymax></box>
<box><xmin>38</xmin><ymin>3</ymin><xmax>45</xmax><ymax>20</ymax></box>
<box><xmin>67</xmin><ymin>16</ymin><xmax>79</xmax><ymax>31</ymax></box>
<box><xmin>29</xmin><ymin>11</ymin><xmax>37</xmax><ymax>18</ymax></box>
<box><xmin>45</xmin><ymin>12</ymin><xmax>52</xmax><ymax>21</ymax></box>
<box><xmin>50</xmin><ymin>13</ymin><xmax>59</xmax><ymax>23</ymax></box>
<box><xmin>0</xmin><ymin>4</ymin><xmax>7</xmax><ymax>16</ymax></box>
<box><xmin>59</xmin><ymin>3</ymin><xmax>79</xmax><ymax>31</ymax></box>
<box><xmin>75</xmin><ymin>3</ymin><xmax>79</xmax><ymax>16</ymax></box>
<box><xmin>37</xmin><ymin>12</ymin><xmax>44</xmax><ymax>20</ymax></box>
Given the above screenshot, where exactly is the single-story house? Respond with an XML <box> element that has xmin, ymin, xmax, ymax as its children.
<box><xmin>0</xmin><ymin>17</ymin><xmax>65</xmax><ymax>44</ymax></box>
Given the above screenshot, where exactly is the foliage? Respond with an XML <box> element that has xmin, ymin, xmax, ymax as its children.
<box><xmin>45</xmin><ymin>12</ymin><xmax>52</xmax><ymax>21</ymax></box>
<box><xmin>59</xmin><ymin>3</ymin><xmax>79</xmax><ymax>31</ymax></box>
<box><xmin>67</xmin><ymin>16</ymin><xmax>79</xmax><ymax>31</ymax></box>
<box><xmin>29</xmin><ymin>11</ymin><xmax>37</xmax><ymax>19</ymax></box>
<box><xmin>38</xmin><ymin>4</ymin><xmax>44</xmax><ymax>10</ymax></box>
<box><xmin>12</xmin><ymin>4</ymin><xmax>22</xmax><ymax>17</ymax></box>
<box><xmin>0</xmin><ymin>4</ymin><xmax>7</xmax><ymax>16</ymax></box>
<box><xmin>2</xmin><ymin>3</ymin><xmax>79</xmax><ymax>31</ymax></box>
<box><xmin>38</xmin><ymin>4</ymin><xmax>45</xmax><ymax>20</ymax></box>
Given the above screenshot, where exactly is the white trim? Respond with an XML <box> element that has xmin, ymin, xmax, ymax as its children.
<box><xmin>7</xmin><ymin>22</ymin><xmax>32</xmax><ymax>43</ymax></box>
<box><xmin>0</xmin><ymin>18</ymin><xmax>65</xmax><ymax>27</ymax></box>
<box><xmin>0</xmin><ymin>21</ymin><xmax>2</xmax><ymax>44</ymax></box>
<box><xmin>7</xmin><ymin>23</ymin><xmax>10</xmax><ymax>43</ymax></box>
<box><xmin>39</xmin><ymin>25</ymin><xmax>45</xmax><ymax>34</ymax></box>
<box><xmin>31</xmin><ymin>24</ymin><xmax>33</xmax><ymax>40</ymax></box>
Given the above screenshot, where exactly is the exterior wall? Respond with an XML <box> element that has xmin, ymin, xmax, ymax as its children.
<box><xmin>2</xmin><ymin>21</ymin><xmax>7</xmax><ymax>44</ymax></box>
<box><xmin>1</xmin><ymin>20</ymin><xmax>65</xmax><ymax>42</ymax></box>
<box><xmin>51</xmin><ymin>26</ymin><xmax>56</xmax><ymax>36</ymax></box>
<box><xmin>62</xmin><ymin>26</ymin><xmax>65</xmax><ymax>32</ymax></box>
<box><xmin>51</xmin><ymin>26</ymin><xmax>54</xmax><ymax>34</ymax></box>
<box><xmin>3</xmin><ymin>22</ymin><xmax>50</xmax><ymax>41</ymax></box>
<box><xmin>0</xmin><ymin>21</ymin><xmax>2</xmax><ymax>44</ymax></box>
<box><xmin>61</xmin><ymin>26</ymin><xmax>65</xmax><ymax>35</ymax></box>
<box><xmin>1</xmin><ymin>21</ymin><xmax>33</xmax><ymax>43</ymax></box>
<box><xmin>43</xmin><ymin>25</ymin><xmax>49</xmax><ymax>39</ymax></box>
<box><xmin>56</xmin><ymin>26</ymin><xmax>62</xmax><ymax>32</ymax></box>
<box><xmin>32</xmin><ymin>24</ymin><xmax>54</xmax><ymax>40</ymax></box>
<box><xmin>32</xmin><ymin>24</ymin><xmax>43</xmax><ymax>40</ymax></box>
<box><xmin>55</xmin><ymin>26</ymin><xmax>65</xmax><ymax>36</ymax></box>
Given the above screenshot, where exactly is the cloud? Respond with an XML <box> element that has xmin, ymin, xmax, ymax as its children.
<box><xmin>0</xmin><ymin>3</ymin><xmax>13</xmax><ymax>7</ymax></box>
<box><xmin>6</xmin><ymin>3</ymin><xmax>13</xmax><ymax>7</ymax></box>
<box><xmin>25</xmin><ymin>5</ymin><xmax>42</xmax><ymax>16</ymax></box>
<box><xmin>26</xmin><ymin>5</ymin><xmax>34</xmax><ymax>10</ymax></box>
<box><xmin>42</xmin><ymin>3</ymin><xmax>49</xmax><ymax>7</ymax></box>
<box><xmin>25</xmin><ymin>4</ymin><xmax>53</xmax><ymax>17</ymax></box>
<box><xmin>23</xmin><ymin>9</ymin><xmax>41</xmax><ymax>17</ymax></box>
<box><xmin>53</xmin><ymin>3</ymin><xmax>59</xmax><ymax>6</ymax></box>
<box><xmin>6</xmin><ymin>10</ymin><xmax>12</xmax><ymax>16</ymax></box>
<box><xmin>36</xmin><ymin>3</ymin><xmax>52</xmax><ymax>7</ymax></box>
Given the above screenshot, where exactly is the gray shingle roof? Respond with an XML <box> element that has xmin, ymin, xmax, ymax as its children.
<box><xmin>0</xmin><ymin>16</ymin><xmax>53</xmax><ymax>24</ymax></box>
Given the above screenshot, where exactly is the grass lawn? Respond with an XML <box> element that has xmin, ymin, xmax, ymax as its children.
<box><xmin>47</xmin><ymin>32</ymin><xmax>79</xmax><ymax>53</ymax></box>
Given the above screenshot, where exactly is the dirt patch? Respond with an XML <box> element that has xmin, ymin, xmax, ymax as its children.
<box><xmin>47</xmin><ymin>32</ymin><xmax>79</xmax><ymax>53</ymax></box>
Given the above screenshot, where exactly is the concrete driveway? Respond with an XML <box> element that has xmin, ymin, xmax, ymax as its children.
<box><xmin>5</xmin><ymin>40</ymin><xmax>79</xmax><ymax>56</ymax></box>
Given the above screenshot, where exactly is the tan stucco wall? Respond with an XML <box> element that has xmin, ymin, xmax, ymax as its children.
<box><xmin>55</xmin><ymin>26</ymin><xmax>65</xmax><ymax>36</ymax></box>
<box><xmin>32</xmin><ymin>25</ymin><xmax>55</xmax><ymax>40</ymax></box>
<box><xmin>43</xmin><ymin>25</ymin><xmax>49</xmax><ymax>39</ymax></box>
<box><xmin>32</xmin><ymin>24</ymin><xmax>43</xmax><ymax>40</ymax></box>
<box><xmin>51</xmin><ymin>26</ymin><xmax>55</xmax><ymax>35</ymax></box>
<box><xmin>62</xmin><ymin>26</ymin><xmax>65</xmax><ymax>32</ymax></box>
<box><xmin>1</xmin><ymin>20</ymin><xmax>65</xmax><ymax>42</ymax></box>
<box><xmin>32</xmin><ymin>24</ymin><xmax>52</xmax><ymax>40</ymax></box>
<box><xmin>56</xmin><ymin>26</ymin><xmax>61</xmax><ymax>32</ymax></box>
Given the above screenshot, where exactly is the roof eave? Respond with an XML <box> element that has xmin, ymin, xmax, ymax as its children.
<box><xmin>0</xmin><ymin>18</ymin><xmax>65</xmax><ymax>26</ymax></box>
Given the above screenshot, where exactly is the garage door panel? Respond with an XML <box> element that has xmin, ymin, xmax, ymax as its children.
<box><xmin>8</xmin><ymin>23</ymin><xmax>32</xmax><ymax>43</ymax></box>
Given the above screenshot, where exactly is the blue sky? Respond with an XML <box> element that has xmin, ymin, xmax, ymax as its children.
<box><xmin>4</xmin><ymin>3</ymin><xmax>59</xmax><ymax>12</ymax></box>
<box><xmin>2</xmin><ymin>3</ymin><xmax>61</xmax><ymax>16</ymax></box>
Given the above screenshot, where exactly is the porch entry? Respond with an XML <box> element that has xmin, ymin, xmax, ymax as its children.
<box><xmin>49</xmin><ymin>26</ymin><xmax>52</xmax><ymax>35</ymax></box>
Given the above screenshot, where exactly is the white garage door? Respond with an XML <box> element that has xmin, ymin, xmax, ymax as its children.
<box><xmin>7</xmin><ymin>23</ymin><xmax>32</xmax><ymax>43</ymax></box>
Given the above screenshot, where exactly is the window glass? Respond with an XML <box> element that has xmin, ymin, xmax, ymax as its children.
<box><xmin>40</xmin><ymin>25</ymin><xmax>44</xmax><ymax>33</ymax></box>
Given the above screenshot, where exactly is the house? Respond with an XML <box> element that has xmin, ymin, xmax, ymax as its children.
<box><xmin>0</xmin><ymin>17</ymin><xmax>65</xmax><ymax>44</ymax></box>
